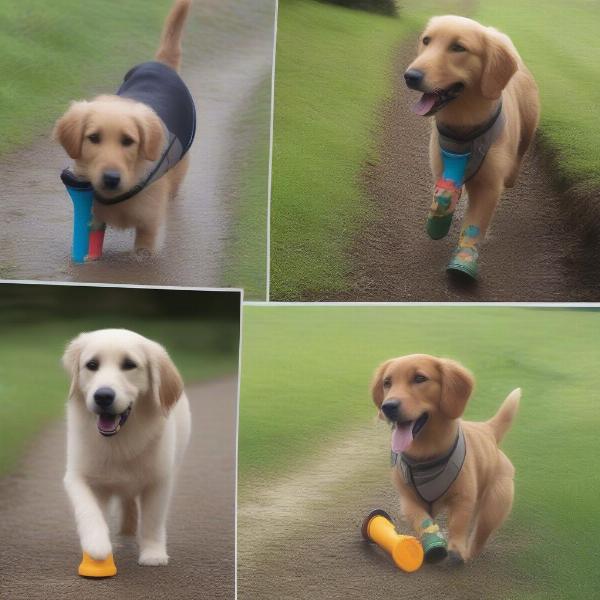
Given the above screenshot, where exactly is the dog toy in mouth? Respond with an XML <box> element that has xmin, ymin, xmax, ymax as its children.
<box><xmin>427</xmin><ymin>149</ymin><xmax>470</xmax><ymax>240</ymax></box>
<box><xmin>60</xmin><ymin>169</ymin><xmax>106</xmax><ymax>264</ymax></box>
<box><xmin>361</xmin><ymin>509</ymin><xmax>424</xmax><ymax>573</ymax></box>
<box><xmin>419</xmin><ymin>518</ymin><xmax>448</xmax><ymax>563</ymax></box>
<box><xmin>78</xmin><ymin>552</ymin><xmax>117</xmax><ymax>578</ymax></box>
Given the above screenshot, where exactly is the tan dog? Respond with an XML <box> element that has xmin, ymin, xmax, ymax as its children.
<box><xmin>54</xmin><ymin>0</ymin><xmax>193</xmax><ymax>253</ymax></box>
<box><xmin>371</xmin><ymin>354</ymin><xmax>520</xmax><ymax>563</ymax></box>
<box><xmin>404</xmin><ymin>16</ymin><xmax>540</xmax><ymax>277</ymax></box>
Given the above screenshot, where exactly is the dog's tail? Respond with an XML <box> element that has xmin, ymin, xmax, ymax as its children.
<box><xmin>487</xmin><ymin>388</ymin><xmax>521</xmax><ymax>444</ymax></box>
<box><xmin>155</xmin><ymin>0</ymin><xmax>192</xmax><ymax>72</ymax></box>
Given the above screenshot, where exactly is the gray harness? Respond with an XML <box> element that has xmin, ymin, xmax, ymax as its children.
<box><xmin>392</xmin><ymin>427</ymin><xmax>466</xmax><ymax>510</ymax></box>
<box><xmin>437</xmin><ymin>102</ymin><xmax>505</xmax><ymax>182</ymax></box>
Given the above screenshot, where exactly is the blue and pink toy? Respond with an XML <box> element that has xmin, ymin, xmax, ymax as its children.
<box><xmin>60</xmin><ymin>169</ymin><xmax>106</xmax><ymax>263</ymax></box>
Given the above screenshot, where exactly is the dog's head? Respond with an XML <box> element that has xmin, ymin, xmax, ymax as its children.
<box><xmin>53</xmin><ymin>96</ymin><xmax>164</xmax><ymax>199</ymax></box>
<box><xmin>404</xmin><ymin>15</ymin><xmax>519</xmax><ymax>116</ymax></box>
<box><xmin>370</xmin><ymin>354</ymin><xmax>474</xmax><ymax>453</ymax></box>
<box><xmin>62</xmin><ymin>329</ymin><xmax>183</xmax><ymax>437</ymax></box>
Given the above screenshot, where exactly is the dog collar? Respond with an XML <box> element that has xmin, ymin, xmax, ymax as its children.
<box><xmin>391</xmin><ymin>426</ymin><xmax>466</xmax><ymax>506</ymax></box>
<box><xmin>90</xmin><ymin>61</ymin><xmax>196</xmax><ymax>205</ymax></box>
<box><xmin>436</xmin><ymin>102</ymin><xmax>504</xmax><ymax>183</ymax></box>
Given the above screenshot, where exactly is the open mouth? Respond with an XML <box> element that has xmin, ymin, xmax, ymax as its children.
<box><xmin>412</xmin><ymin>83</ymin><xmax>464</xmax><ymax>116</ymax></box>
<box><xmin>391</xmin><ymin>412</ymin><xmax>429</xmax><ymax>453</ymax></box>
<box><xmin>96</xmin><ymin>405</ymin><xmax>132</xmax><ymax>437</ymax></box>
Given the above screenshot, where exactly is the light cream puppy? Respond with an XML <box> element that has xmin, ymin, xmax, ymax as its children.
<box><xmin>62</xmin><ymin>328</ymin><xmax>191</xmax><ymax>566</ymax></box>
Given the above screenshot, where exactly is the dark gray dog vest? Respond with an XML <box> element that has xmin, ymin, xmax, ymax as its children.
<box><xmin>437</xmin><ymin>102</ymin><xmax>505</xmax><ymax>182</ymax></box>
<box><xmin>95</xmin><ymin>61</ymin><xmax>196</xmax><ymax>205</ymax></box>
<box><xmin>391</xmin><ymin>427</ymin><xmax>466</xmax><ymax>507</ymax></box>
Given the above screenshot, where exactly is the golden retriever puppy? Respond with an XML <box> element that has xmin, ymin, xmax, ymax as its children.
<box><xmin>404</xmin><ymin>16</ymin><xmax>540</xmax><ymax>279</ymax></box>
<box><xmin>54</xmin><ymin>0</ymin><xmax>195</xmax><ymax>254</ymax></box>
<box><xmin>371</xmin><ymin>354</ymin><xmax>520</xmax><ymax>563</ymax></box>
<box><xmin>62</xmin><ymin>329</ymin><xmax>191</xmax><ymax>566</ymax></box>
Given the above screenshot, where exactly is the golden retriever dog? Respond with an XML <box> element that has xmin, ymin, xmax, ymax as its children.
<box><xmin>62</xmin><ymin>329</ymin><xmax>191</xmax><ymax>566</ymax></box>
<box><xmin>404</xmin><ymin>16</ymin><xmax>540</xmax><ymax>278</ymax></box>
<box><xmin>371</xmin><ymin>354</ymin><xmax>520</xmax><ymax>563</ymax></box>
<box><xmin>54</xmin><ymin>0</ymin><xmax>194</xmax><ymax>254</ymax></box>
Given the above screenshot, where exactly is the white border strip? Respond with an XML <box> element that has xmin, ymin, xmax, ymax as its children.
<box><xmin>245</xmin><ymin>300</ymin><xmax>600</xmax><ymax>307</ymax></box>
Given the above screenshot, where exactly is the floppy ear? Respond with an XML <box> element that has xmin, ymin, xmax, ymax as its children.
<box><xmin>135</xmin><ymin>109</ymin><xmax>164</xmax><ymax>161</ymax></box>
<box><xmin>62</xmin><ymin>333</ymin><xmax>88</xmax><ymax>401</ymax></box>
<box><xmin>480</xmin><ymin>29</ymin><xmax>519</xmax><ymax>100</ymax></box>
<box><xmin>53</xmin><ymin>101</ymin><xmax>90</xmax><ymax>159</ymax></box>
<box><xmin>149</xmin><ymin>342</ymin><xmax>184</xmax><ymax>413</ymax></box>
<box><xmin>439</xmin><ymin>359</ymin><xmax>474</xmax><ymax>419</ymax></box>
<box><xmin>370</xmin><ymin>359</ymin><xmax>392</xmax><ymax>409</ymax></box>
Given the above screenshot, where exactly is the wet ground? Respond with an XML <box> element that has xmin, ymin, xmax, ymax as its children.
<box><xmin>238</xmin><ymin>423</ymin><xmax>541</xmax><ymax>600</ymax></box>
<box><xmin>0</xmin><ymin>376</ymin><xmax>238</xmax><ymax>600</ymax></box>
<box><xmin>0</xmin><ymin>1</ymin><xmax>274</xmax><ymax>298</ymax></box>
<box><xmin>327</xmin><ymin>41</ymin><xmax>600</xmax><ymax>302</ymax></box>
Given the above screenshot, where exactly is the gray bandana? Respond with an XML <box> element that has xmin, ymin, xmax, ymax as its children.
<box><xmin>391</xmin><ymin>427</ymin><xmax>466</xmax><ymax>505</ymax></box>
<box><xmin>437</xmin><ymin>103</ymin><xmax>505</xmax><ymax>182</ymax></box>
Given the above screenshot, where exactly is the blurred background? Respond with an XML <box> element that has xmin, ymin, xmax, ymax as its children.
<box><xmin>0</xmin><ymin>282</ymin><xmax>241</xmax><ymax>477</ymax></box>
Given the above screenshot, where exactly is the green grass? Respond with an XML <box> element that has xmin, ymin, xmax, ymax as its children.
<box><xmin>239</xmin><ymin>305</ymin><xmax>600</xmax><ymax>597</ymax></box>
<box><xmin>475</xmin><ymin>0</ymin><xmax>600</xmax><ymax>191</ymax></box>
<box><xmin>0</xmin><ymin>316</ymin><xmax>239</xmax><ymax>477</ymax></box>
<box><xmin>0</xmin><ymin>0</ymin><xmax>184</xmax><ymax>155</ymax></box>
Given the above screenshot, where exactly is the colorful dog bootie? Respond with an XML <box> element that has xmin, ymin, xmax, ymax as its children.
<box><xmin>447</xmin><ymin>224</ymin><xmax>480</xmax><ymax>280</ymax></box>
<box><xmin>420</xmin><ymin>518</ymin><xmax>447</xmax><ymax>563</ymax></box>
<box><xmin>426</xmin><ymin>149</ymin><xmax>470</xmax><ymax>240</ymax></box>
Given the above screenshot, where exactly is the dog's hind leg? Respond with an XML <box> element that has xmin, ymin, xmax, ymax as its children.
<box><xmin>120</xmin><ymin>496</ymin><xmax>138</xmax><ymax>536</ymax></box>
<box><xmin>467</xmin><ymin>469</ymin><xmax>514</xmax><ymax>559</ymax></box>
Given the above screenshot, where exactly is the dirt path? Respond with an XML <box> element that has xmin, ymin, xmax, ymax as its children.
<box><xmin>238</xmin><ymin>423</ymin><xmax>535</xmax><ymax>600</ymax></box>
<box><xmin>330</xmin><ymin>40</ymin><xmax>600</xmax><ymax>302</ymax></box>
<box><xmin>0</xmin><ymin>376</ymin><xmax>237</xmax><ymax>600</ymax></box>
<box><xmin>0</xmin><ymin>1</ymin><xmax>274</xmax><ymax>296</ymax></box>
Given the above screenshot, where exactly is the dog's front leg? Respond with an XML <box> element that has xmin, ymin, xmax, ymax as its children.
<box><xmin>138</xmin><ymin>478</ymin><xmax>173</xmax><ymax>565</ymax></box>
<box><xmin>446</xmin><ymin>498</ymin><xmax>477</xmax><ymax>563</ymax></box>
<box><xmin>134</xmin><ymin>224</ymin><xmax>161</xmax><ymax>254</ymax></box>
<box><xmin>63</xmin><ymin>474</ymin><xmax>112</xmax><ymax>560</ymax></box>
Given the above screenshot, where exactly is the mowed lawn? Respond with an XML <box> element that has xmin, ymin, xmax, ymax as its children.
<box><xmin>0</xmin><ymin>0</ymin><xmax>182</xmax><ymax>155</ymax></box>
<box><xmin>0</xmin><ymin>317</ymin><xmax>239</xmax><ymax>477</ymax></box>
<box><xmin>239</xmin><ymin>306</ymin><xmax>600</xmax><ymax>596</ymax></box>
<box><xmin>476</xmin><ymin>0</ymin><xmax>600</xmax><ymax>191</ymax></box>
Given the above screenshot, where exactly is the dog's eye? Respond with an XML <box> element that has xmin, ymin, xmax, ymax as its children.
<box><xmin>122</xmin><ymin>358</ymin><xmax>138</xmax><ymax>370</ymax></box>
<box><xmin>87</xmin><ymin>133</ymin><xmax>101</xmax><ymax>144</ymax></box>
<box><xmin>450</xmin><ymin>42</ymin><xmax>467</xmax><ymax>52</ymax></box>
<box><xmin>414</xmin><ymin>373</ymin><xmax>428</xmax><ymax>384</ymax></box>
<box><xmin>85</xmin><ymin>359</ymin><xmax>99</xmax><ymax>371</ymax></box>
<box><xmin>422</xmin><ymin>36</ymin><xmax>431</xmax><ymax>46</ymax></box>
<box><xmin>383</xmin><ymin>376</ymin><xmax>392</xmax><ymax>389</ymax></box>
<box><xmin>121</xmin><ymin>135</ymin><xmax>135</xmax><ymax>147</ymax></box>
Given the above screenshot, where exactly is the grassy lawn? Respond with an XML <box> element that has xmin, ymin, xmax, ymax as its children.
<box><xmin>0</xmin><ymin>0</ymin><xmax>183</xmax><ymax>155</ymax></box>
<box><xmin>239</xmin><ymin>305</ymin><xmax>600</xmax><ymax>597</ymax></box>
<box><xmin>475</xmin><ymin>0</ymin><xmax>600</xmax><ymax>191</ymax></box>
<box><xmin>0</xmin><ymin>315</ymin><xmax>239</xmax><ymax>477</ymax></box>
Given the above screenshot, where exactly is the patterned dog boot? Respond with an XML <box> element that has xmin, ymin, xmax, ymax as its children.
<box><xmin>426</xmin><ymin>178</ymin><xmax>463</xmax><ymax>240</ymax></box>
<box><xmin>420</xmin><ymin>518</ymin><xmax>448</xmax><ymax>563</ymax></box>
<box><xmin>447</xmin><ymin>224</ymin><xmax>480</xmax><ymax>279</ymax></box>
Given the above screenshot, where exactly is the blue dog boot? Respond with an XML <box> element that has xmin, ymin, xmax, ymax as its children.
<box><xmin>420</xmin><ymin>519</ymin><xmax>448</xmax><ymax>563</ymax></box>
<box><xmin>447</xmin><ymin>224</ymin><xmax>480</xmax><ymax>279</ymax></box>
<box><xmin>426</xmin><ymin>179</ymin><xmax>462</xmax><ymax>240</ymax></box>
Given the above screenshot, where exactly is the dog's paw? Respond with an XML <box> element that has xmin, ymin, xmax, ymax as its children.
<box><xmin>82</xmin><ymin>531</ymin><xmax>112</xmax><ymax>561</ymax></box>
<box><xmin>446</xmin><ymin>549</ymin><xmax>466</xmax><ymax>567</ymax></box>
<box><xmin>138</xmin><ymin>546</ymin><xmax>169</xmax><ymax>566</ymax></box>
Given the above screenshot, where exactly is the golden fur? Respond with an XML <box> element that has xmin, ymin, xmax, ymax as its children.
<box><xmin>371</xmin><ymin>354</ymin><xmax>520</xmax><ymax>561</ymax></box>
<box><xmin>407</xmin><ymin>15</ymin><xmax>540</xmax><ymax>241</ymax></box>
<box><xmin>53</xmin><ymin>0</ymin><xmax>192</xmax><ymax>253</ymax></box>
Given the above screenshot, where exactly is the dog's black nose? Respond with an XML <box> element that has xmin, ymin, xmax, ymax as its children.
<box><xmin>102</xmin><ymin>171</ymin><xmax>121</xmax><ymax>190</ymax></box>
<box><xmin>381</xmin><ymin>399</ymin><xmax>400</xmax><ymax>421</ymax></box>
<box><xmin>94</xmin><ymin>387</ymin><xmax>116</xmax><ymax>408</ymax></box>
<box><xmin>404</xmin><ymin>69</ymin><xmax>425</xmax><ymax>90</ymax></box>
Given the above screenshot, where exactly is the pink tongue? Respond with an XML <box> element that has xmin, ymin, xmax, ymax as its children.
<box><xmin>412</xmin><ymin>93</ymin><xmax>437</xmax><ymax>116</ymax></box>
<box><xmin>391</xmin><ymin>423</ymin><xmax>414</xmax><ymax>453</ymax></box>
<box><xmin>97</xmin><ymin>414</ymin><xmax>118</xmax><ymax>432</ymax></box>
